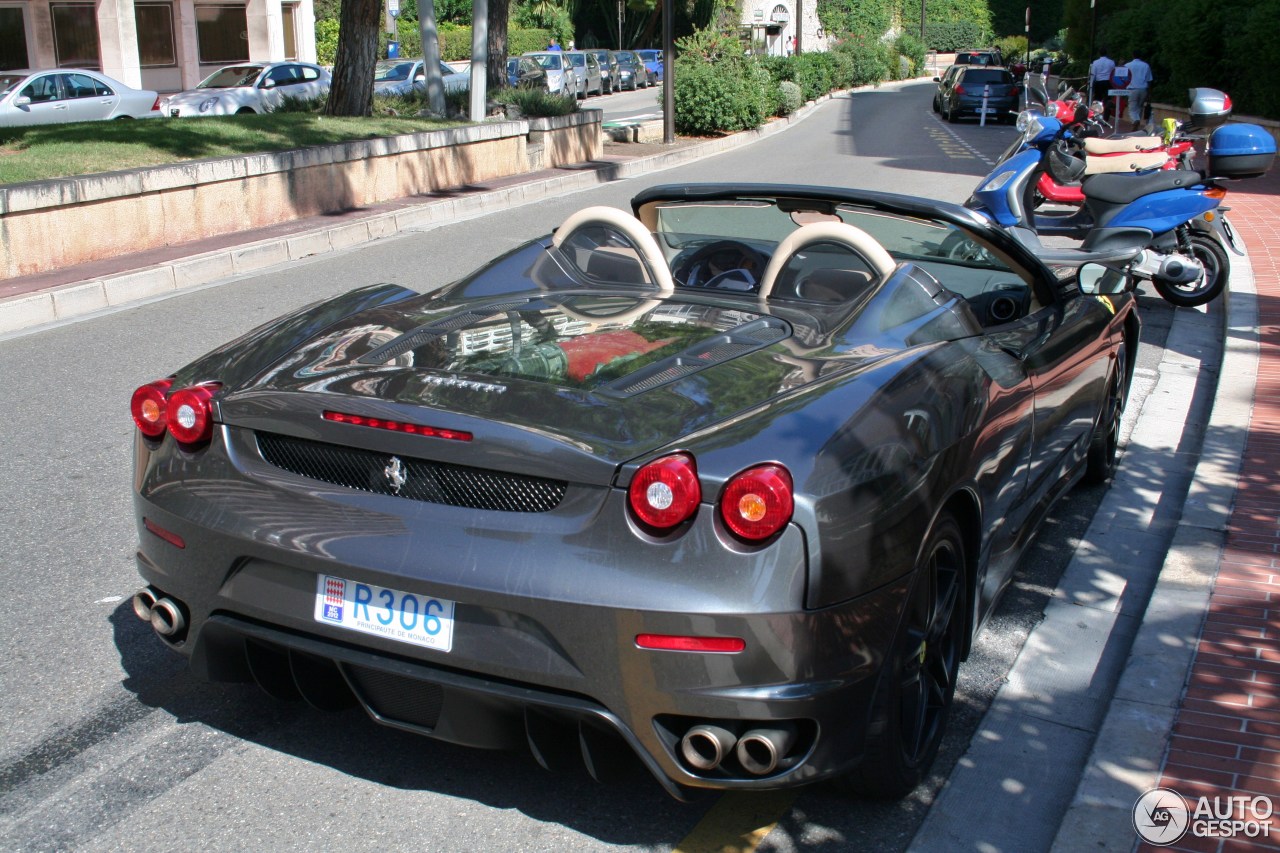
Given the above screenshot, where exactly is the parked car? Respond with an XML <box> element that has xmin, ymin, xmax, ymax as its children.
<box><xmin>635</xmin><ymin>49</ymin><xmax>664</xmax><ymax>83</ymax></box>
<box><xmin>936</xmin><ymin>65</ymin><xmax>1020</xmax><ymax>123</ymax></box>
<box><xmin>0</xmin><ymin>68</ymin><xmax>160</xmax><ymax>127</ymax></box>
<box><xmin>128</xmin><ymin>181</ymin><xmax>1137</xmax><ymax>800</ymax></box>
<box><xmin>588</xmin><ymin>49</ymin><xmax>619</xmax><ymax>94</ymax></box>
<box><xmin>161</xmin><ymin>62</ymin><xmax>330</xmax><ymax>117</ymax></box>
<box><xmin>613</xmin><ymin>50</ymin><xmax>651</xmax><ymax>88</ymax></box>
<box><xmin>931</xmin><ymin>64</ymin><xmax>963</xmax><ymax>113</ymax></box>
<box><xmin>506</xmin><ymin>56</ymin><xmax>549</xmax><ymax>92</ymax></box>
<box><xmin>373</xmin><ymin>59</ymin><xmax>469</xmax><ymax>97</ymax></box>
<box><xmin>523</xmin><ymin>51</ymin><xmax>577</xmax><ymax>98</ymax></box>
<box><xmin>564</xmin><ymin>50</ymin><xmax>603</xmax><ymax>97</ymax></box>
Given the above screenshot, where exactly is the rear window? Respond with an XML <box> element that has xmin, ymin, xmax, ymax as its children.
<box><xmin>962</xmin><ymin>69</ymin><xmax>1012</xmax><ymax>85</ymax></box>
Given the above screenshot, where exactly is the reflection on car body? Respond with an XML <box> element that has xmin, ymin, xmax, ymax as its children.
<box><xmin>129</xmin><ymin>182</ymin><xmax>1138</xmax><ymax>801</ymax></box>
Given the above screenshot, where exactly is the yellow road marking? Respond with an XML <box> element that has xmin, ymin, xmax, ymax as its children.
<box><xmin>672</xmin><ymin>790</ymin><xmax>798</xmax><ymax>853</ymax></box>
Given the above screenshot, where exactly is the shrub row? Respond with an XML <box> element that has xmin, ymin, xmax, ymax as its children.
<box><xmin>673</xmin><ymin>29</ymin><xmax>925</xmax><ymax>135</ymax></box>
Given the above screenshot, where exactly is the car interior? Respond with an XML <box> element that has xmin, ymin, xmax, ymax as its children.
<box><xmin>549</xmin><ymin>205</ymin><xmax>1039</xmax><ymax>327</ymax></box>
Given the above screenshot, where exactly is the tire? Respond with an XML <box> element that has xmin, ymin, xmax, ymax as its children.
<box><xmin>932</xmin><ymin>94</ymin><xmax>940</xmax><ymax>113</ymax></box>
<box><xmin>842</xmin><ymin>513</ymin><xmax>966</xmax><ymax>798</ymax></box>
<box><xmin>946</xmin><ymin>103</ymin><xmax>960</xmax><ymax>123</ymax></box>
<box><xmin>236</xmin><ymin>107</ymin><xmax>256</xmax><ymax>114</ymax></box>
<box><xmin>1084</xmin><ymin>343</ymin><xmax>1127</xmax><ymax>484</ymax></box>
<box><xmin>1152</xmin><ymin>233</ymin><xmax>1230</xmax><ymax>308</ymax></box>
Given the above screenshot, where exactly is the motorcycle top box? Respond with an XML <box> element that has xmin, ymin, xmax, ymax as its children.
<box><xmin>1208</xmin><ymin>124</ymin><xmax>1277</xmax><ymax>179</ymax></box>
<box><xmin>1188</xmin><ymin>87</ymin><xmax>1232</xmax><ymax>129</ymax></box>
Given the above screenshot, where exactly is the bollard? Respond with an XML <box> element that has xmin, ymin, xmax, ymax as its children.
<box><xmin>980</xmin><ymin>84</ymin><xmax>990</xmax><ymax>126</ymax></box>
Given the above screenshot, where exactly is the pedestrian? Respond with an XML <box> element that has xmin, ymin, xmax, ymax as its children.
<box><xmin>1124</xmin><ymin>51</ymin><xmax>1153</xmax><ymax>132</ymax></box>
<box><xmin>547</xmin><ymin>38</ymin><xmax>561</xmax><ymax>51</ymax></box>
<box><xmin>567</xmin><ymin>39</ymin><xmax>575</xmax><ymax>50</ymax></box>
<box><xmin>1089</xmin><ymin>49</ymin><xmax>1115</xmax><ymax>108</ymax></box>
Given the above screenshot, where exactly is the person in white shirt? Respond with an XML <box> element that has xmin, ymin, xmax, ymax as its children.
<box><xmin>1089</xmin><ymin>50</ymin><xmax>1116</xmax><ymax>108</ymax></box>
<box><xmin>1124</xmin><ymin>52</ymin><xmax>1154</xmax><ymax>131</ymax></box>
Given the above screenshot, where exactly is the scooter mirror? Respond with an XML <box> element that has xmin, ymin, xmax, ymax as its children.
<box><xmin>1078</xmin><ymin>263</ymin><xmax>1133</xmax><ymax>296</ymax></box>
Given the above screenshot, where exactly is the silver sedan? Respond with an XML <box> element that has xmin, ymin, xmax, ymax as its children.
<box><xmin>0</xmin><ymin>68</ymin><xmax>160</xmax><ymax>127</ymax></box>
<box><xmin>160</xmin><ymin>62</ymin><xmax>330</xmax><ymax>117</ymax></box>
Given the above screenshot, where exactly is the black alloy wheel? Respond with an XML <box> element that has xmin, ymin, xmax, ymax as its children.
<box><xmin>1085</xmin><ymin>343</ymin><xmax>1127</xmax><ymax>484</ymax></box>
<box><xmin>843</xmin><ymin>512</ymin><xmax>966</xmax><ymax>798</ymax></box>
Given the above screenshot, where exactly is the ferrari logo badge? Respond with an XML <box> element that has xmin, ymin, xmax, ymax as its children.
<box><xmin>384</xmin><ymin>456</ymin><xmax>407</xmax><ymax>494</ymax></box>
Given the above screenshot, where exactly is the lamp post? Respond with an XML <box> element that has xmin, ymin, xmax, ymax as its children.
<box><xmin>617</xmin><ymin>0</ymin><xmax>623</xmax><ymax>51</ymax></box>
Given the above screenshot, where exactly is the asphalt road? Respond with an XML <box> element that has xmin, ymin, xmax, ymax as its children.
<box><xmin>0</xmin><ymin>80</ymin><xmax>1176</xmax><ymax>852</ymax></box>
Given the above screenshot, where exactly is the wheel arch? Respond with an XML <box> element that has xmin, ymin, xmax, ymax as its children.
<box><xmin>939</xmin><ymin>487</ymin><xmax>981</xmax><ymax>661</ymax></box>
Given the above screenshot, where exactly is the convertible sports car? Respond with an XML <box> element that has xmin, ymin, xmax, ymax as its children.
<box><xmin>129</xmin><ymin>183</ymin><xmax>1138</xmax><ymax>799</ymax></box>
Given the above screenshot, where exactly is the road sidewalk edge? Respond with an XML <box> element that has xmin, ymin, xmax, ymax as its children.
<box><xmin>1049</xmin><ymin>258</ymin><xmax>1257</xmax><ymax>851</ymax></box>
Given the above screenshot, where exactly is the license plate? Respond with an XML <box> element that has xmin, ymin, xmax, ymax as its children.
<box><xmin>170</xmin><ymin>109</ymin><xmax>180</xmax><ymax>117</ymax></box>
<box><xmin>314</xmin><ymin>574</ymin><xmax>455</xmax><ymax>651</ymax></box>
<box><xmin>979</xmin><ymin>108</ymin><xmax>997</xmax><ymax>114</ymax></box>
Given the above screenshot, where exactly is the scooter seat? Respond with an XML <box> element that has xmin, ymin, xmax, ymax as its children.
<box><xmin>1084</xmin><ymin>151</ymin><xmax>1170</xmax><ymax>174</ymax></box>
<box><xmin>1082</xmin><ymin>135</ymin><xmax>1163</xmax><ymax>155</ymax></box>
<box><xmin>1082</xmin><ymin>169</ymin><xmax>1205</xmax><ymax>205</ymax></box>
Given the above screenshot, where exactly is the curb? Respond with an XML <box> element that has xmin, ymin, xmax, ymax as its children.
<box><xmin>0</xmin><ymin>89</ymin><xmax>853</xmax><ymax>338</ymax></box>
<box><xmin>1049</xmin><ymin>254</ymin><xmax>1256</xmax><ymax>851</ymax></box>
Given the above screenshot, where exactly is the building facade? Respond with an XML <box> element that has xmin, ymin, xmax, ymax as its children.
<box><xmin>740</xmin><ymin>0</ymin><xmax>828</xmax><ymax>57</ymax></box>
<box><xmin>0</xmin><ymin>0</ymin><xmax>317</xmax><ymax>92</ymax></box>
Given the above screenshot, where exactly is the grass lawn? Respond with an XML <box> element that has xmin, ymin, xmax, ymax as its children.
<box><xmin>0</xmin><ymin>112</ymin><xmax>461</xmax><ymax>185</ymax></box>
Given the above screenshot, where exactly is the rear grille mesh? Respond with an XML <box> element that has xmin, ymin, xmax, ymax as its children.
<box><xmin>256</xmin><ymin>432</ymin><xmax>567</xmax><ymax>512</ymax></box>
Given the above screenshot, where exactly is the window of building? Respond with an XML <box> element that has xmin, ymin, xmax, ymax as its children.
<box><xmin>0</xmin><ymin>7</ymin><xmax>30</xmax><ymax>70</ymax></box>
<box><xmin>135</xmin><ymin>3</ymin><xmax>177</xmax><ymax>67</ymax></box>
<box><xmin>196</xmin><ymin>5</ymin><xmax>249</xmax><ymax>64</ymax></box>
<box><xmin>281</xmin><ymin>3</ymin><xmax>298</xmax><ymax>60</ymax></box>
<box><xmin>51</xmin><ymin>3</ymin><xmax>101</xmax><ymax>68</ymax></box>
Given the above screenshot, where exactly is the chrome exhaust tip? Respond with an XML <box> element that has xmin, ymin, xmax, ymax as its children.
<box><xmin>680</xmin><ymin>724</ymin><xmax>737</xmax><ymax>772</ymax></box>
<box><xmin>132</xmin><ymin>587</ymin><xmax>159</xmax><ymax>622</ymax></box>
<box><xmin>149</xmin><ymin>597</ymin><xmax>186</xmax><ymax>638</ymax></box>
<box><xmin>736</xmin><ymin>723</ymin><xmax>798</xmax><ymax>776</ymax></box>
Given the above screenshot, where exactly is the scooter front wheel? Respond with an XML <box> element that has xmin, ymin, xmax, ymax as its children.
<box><xmin>1153</xmin><ymin>233</ymin><xmax>1230</xmax><ymax>308</ymax></box>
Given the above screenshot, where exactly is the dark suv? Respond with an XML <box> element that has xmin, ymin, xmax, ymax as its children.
<box><xmin>936</xmin><ymin>66</ymin><xmax>1020</xmax><ymax>123</ymax></box>
<box><xmin>953</xmin><ymin>49</ymin><xmax>1003</xmax><ymax>67</ymax></box>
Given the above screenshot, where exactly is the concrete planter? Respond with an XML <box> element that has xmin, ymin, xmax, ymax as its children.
<box><xmin>0</xmin><ymin>111</ymin><xmax>602</xmax><ymax>281</ymax></box>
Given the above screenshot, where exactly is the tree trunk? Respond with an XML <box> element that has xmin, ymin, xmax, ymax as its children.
<box><xmin>324</xmin><ymin>0</ymin><xmax>382</xmax><ymax>117</ymax></box>
<box><xmin>486</xmin><ymin>0</ymin><xmax>511</xmax><ymax>91</ymax></box>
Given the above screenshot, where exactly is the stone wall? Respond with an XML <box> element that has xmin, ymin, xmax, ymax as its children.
<box><xmin>0</xmin><ymin>110</ymin><xmax>602</xmax><ymax>281</ymax></box>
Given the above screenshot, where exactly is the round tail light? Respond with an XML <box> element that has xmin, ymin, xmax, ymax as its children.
<box><xmin>130</xmin><ymin>379</ymin><xmax>173</xmax><ymax>438</ymax></box>
<box><xmin>629</xmin><ymin>453</ymin><xmax>701</xmax><ymax>530</ymax></box>
<box><xmin>166</xmin><ymin>383</ymin><xmax>221</xmax><ymax>445</ymax></box>
<box><xmin>720</xmin><ymin>464</ymin><xmax>794</xmax><ymax>542</ymax></box>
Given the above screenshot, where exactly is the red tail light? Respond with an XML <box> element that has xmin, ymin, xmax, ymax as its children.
<box><xmin>150</xmin><ymin>95</ymin><xmax>161</xmax><ymax>112</ymax></box>
<box><xmin>719</xmin><ymin>464</ymin><xmax>794</xmax><ymax>542</ymax></box>
<box><xmin>629</xmin><ymin>453</ymin><xmax>701</xmax><ymax>530</ymax></box>
<box><xmin>1224</xmin><ymin>94</ymin><xmax>1233</xmax><ymax>112</ymax></box>
<box><xmin>131</xmin><ymin>379</ymin><xmax>173</xmax><ymax>437</ymax></box>
<box><xmin>954</xmin><ymin>84</ymin><xmax>966</xmax><ymax>95</ymax></box>
<box><xmin>166</xmin><ymin>382</ymin><xmax>221</xmax><ymax>445</ymax></box>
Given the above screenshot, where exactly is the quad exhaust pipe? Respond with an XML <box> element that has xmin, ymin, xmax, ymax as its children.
<box><xmin>132</xmin><ymin>586</ymin><xmax>187</xmax><ymax>639</ymax></box>
<box><xmin>680</xmin><ymin>724</ymin><xmax>738</xmax><ymax>771</ymax></box>
<box><xmin>735</xmin><ymin>723</ymin><xmax>797</xmax><ymax>776</ymax></box>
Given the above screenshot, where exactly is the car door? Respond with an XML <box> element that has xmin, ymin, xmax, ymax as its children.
<box><xmin>259</xmin><ymin>65</ymin><xmax>299</xmax><ymax>110</ymax></box>
<box><xmin>61</xmin><ymin>73</ymin><xmax>120</xmax><ymax>121</ymax></box>
<box><xmin>11</xmin><ymin>73</ymin><xmax>69</xmax><ymax>126</ymax></box>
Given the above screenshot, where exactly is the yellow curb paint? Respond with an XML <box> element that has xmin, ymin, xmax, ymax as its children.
<box><xmin>672</xmin><ymin>790</ymin><xmax>798</xmax><ymax>853</ymax></box>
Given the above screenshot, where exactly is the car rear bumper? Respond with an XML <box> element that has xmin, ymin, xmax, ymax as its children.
<box><xmin>132</xmin><ymin>426</ymin><xmax>908</xmax><ymax>794</ymax></box>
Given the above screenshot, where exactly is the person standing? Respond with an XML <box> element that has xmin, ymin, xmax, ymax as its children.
<box><xmin>547</xmin><ymin>38</ymin><xmax>561</xmax><ymax>51</ymax></box>
<box><xmin>1089</xmin><ymin>49</ymin><xmax>1115</xmax><ymax>107</ymax></box>
<box><xmin>1124</xmin><ymin>51</ymin><xmax>1154</xmax><ymax>131</ymax></box>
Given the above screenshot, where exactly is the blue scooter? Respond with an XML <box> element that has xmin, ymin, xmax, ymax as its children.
<box><xmin>965</xmin><ymin>107</ymin><xmax>1275</xmax><ymax>307</ymax></box>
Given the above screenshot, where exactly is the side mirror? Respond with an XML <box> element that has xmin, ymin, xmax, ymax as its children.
<box><xmin>15</xmin><ymin>95</ymin><xmax>31</xmax><ymax>107</ymax></box>
<box><xmin>414</xmin><ymin>74</ymin><xmax>425</xmax><ymax>83</ymax></box>
<box><xmin>260</xmin><ymin>78</ymin><xmax>275</xmax><ymax>89</ymax></box>
<box><xmin>933</xmin><ymin>77</ymin><xmax>941</xmax><ymax>83</ymax></box>
<box><xmin>1078</xmin><ymin>262</ymin><xmax>1133</xmax><ymax>296</ymax></box>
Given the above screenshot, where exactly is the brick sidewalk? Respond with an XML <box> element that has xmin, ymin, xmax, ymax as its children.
<box><xmin>1141</xmin><ymin>175</ymin><xmax>1280</xmax><ymax>852</ymax></box>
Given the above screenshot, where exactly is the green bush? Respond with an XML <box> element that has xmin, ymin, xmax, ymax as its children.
<box><xmin>894</xmin><ymin>32</ymin><xmax>927</xmax><ymax>77</ymax></box>
<box><xmin>315</xmin><ymin>18</ymin><xmax>340</xmax><ymax>66</ymax></box>
<box><xmin>275</xmin><ymin>93</ymin><xmax>327</xmax><ymax>113</ymax></box>
<box><xmin>673</xmin><ymin>52</ymin><xmax>774</xmax><ymax>135</ymax></box>
<box><xmin>831</xmin><ymin>36</ymin><xmax>891</xmax><ymax>87</ymax></box>
<box><xmin>489</xmin><ymin>87</ymin><xmax>580</xmax><ymax>117</ymax></box>
<box><xmin>924</xmin><ymin>20</ymin><xmax>991</xmax><ymax>52</ymax></box>
<box><xmin>776</xmin><ymin>80</ymin><xmax>803</xmax><ymax>116</ymax></box>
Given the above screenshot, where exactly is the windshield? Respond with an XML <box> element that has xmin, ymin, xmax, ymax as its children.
<box><xmin>198</xmin><ymin>65</ymin><xmax>266</xmax><ymax>88</ymax></box>
<box><xmin>374</xmin><ymin>61</ymin><xmax>416</xmax><ymax>82</ymax></box>
<box><xmin>567</xmin><ymin>53</ymin><xmax>585</xmax><ymax>68</ymax></box>
<box><xmin>529</xmin><ymin>54</ymin><xmax>562</xmax><ymax>70</ymax></box>
<box><xmin>0</xmin><ymin>74</ymin><xmax>28</xmax><ymax>96</ymax></box>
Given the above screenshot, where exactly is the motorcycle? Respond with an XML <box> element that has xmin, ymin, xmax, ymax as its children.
<box><xmin>964</xmin><ymin>107</ymin><xmax>1275</xmax><ymax>307</ymax></box>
